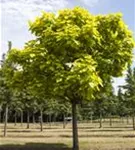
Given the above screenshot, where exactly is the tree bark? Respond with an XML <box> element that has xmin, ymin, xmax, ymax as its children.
<box><xmin>27</xmin><ymin>110</ymin><xmax>30</xmax><ymax>129</ymax></box>
<box><xmin>3</xmin><ymin>112</ymin><xmax>5</xmax><ymax>123</ymax></box>
<box><xmin>119</xmin><ymin>117</ymin><xmax>121</xmax><ymax>123</ymax></box>
<box><xmin>63</xmin><ymin>113</ymin><xmax>66</xmax><ymax>129</ymax></box>
<box><xmin>14</xmin><ymin>111</ymin><xmax>17</xmax><ymax>126</ymax></box>
<box><xmin>99</xmin><ymin>112</ymin><xmax>102</xmax><ymax>128</ymax></box>
<box><xmin>47</xmin><ymin>115</ymin><xmax>48</xmax><ymax>124</ymax></box>
<box><xmin>4</xmin><ymin>105</ymin><xmax>8</xmax><ymax>137</ymax></box>
<box><xmin>121</xmin><ymin>117</ymin><xmax>124</xmax><ymax>123</ymax></box>
<box><xmin>0</xmin><ymin>109</ymin><xmax>1</xmax><ymax>123</ymax></box>
<box><xmin>32</xmin><ymin>112</ymin><xmax>35</xmax><ymax>124</ymax></box>
<box><xmin>126</xmin><ymin>116</ymin><xmax>129</xmax><ymax>124</ymax></box>
<box><xmin>109</xmin><ymin>116</ymin><xmax>112</xmax><ymax>127</ymax></box>
<box><xmin>72</xmin><ymin>100</ymin><xmax>79</xmax><ymax>150</ymax></box>
<box><xmin>132</xmin><ymin>115</ymin><xmax>135</xmax><ymax>130</ymax></box>
<box><xmin>49</xmin><ymin>114</ymin><xmax>51</xmax><ymax>127</ymax></box>
<box><xmin>21</xmin><ymin>110</ymin><xmax>23</xmax><ymax>126</ymax></box>
<box><xmin>40</xmin><ymin>110</ymin><xmax>43</xmax><ymax>132</ymax></box>
<box><xmin>90</xmin><ymin>112</ymin><xmax>93</xmax><ymax>124</ymax></box>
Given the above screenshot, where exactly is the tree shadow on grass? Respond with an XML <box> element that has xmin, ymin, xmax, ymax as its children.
<box><xmin>78</xmin><ymin>127</ymin><xmax>95</xmax><ymax>129</ymax></box>
<box><xmin>2</xmin><ymin>130</ymin><xmax>40</xmax><ymax>133</ymax></box>
<box><xmin>79</xmin><ymin>129</ymin><xmax>133</xmax><ymax>132</ymax></box>
<box><xmin>59</xmin><ymin>134</ymin><xmax>135</xmax><ymax>138</ymax></box>
<box><xmin>0</xmin><ymin>135</ymin><xmax>53</xmax><ymax>138</ymax></box>
<box><xmin>103</xmin><ymin>126</ymin><xmax>133</xmax><ymax>129</ymax></box>
<box><xmin>0</xmin><ymin>143</ymin><xmax>72</xmax><ymax>150</ymax></box>
<box><xmin>2</xmin><ymin>127</ymin><xmax>59</xmax><ymax>130</ymax></box>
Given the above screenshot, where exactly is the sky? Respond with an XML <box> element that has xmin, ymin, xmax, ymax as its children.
<box><xmin>0</xmin><ymin>0</ymin><xmax>135</xmax><ymax>93</ymax></box>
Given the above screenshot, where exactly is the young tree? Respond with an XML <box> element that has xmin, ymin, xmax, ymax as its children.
<box><xmin>80</xmin><ymin>101</ymin><xmax>94</xmax><ymax>123</ymax></box>
<box><xmin>0</xmin><ymin>41</ymin><xmax>13</xmax><ymax>136</ymax></box>
<box><xmin>123</xmin><ymin>66</ymin><xmax>135</xmax><ymax>129</ymax></box>
<box><xmin>0</xmin><ymin>69</ymin><xmax>10</xmax><ymax>136</ymax></box>
<box><xmin>11</xmin><ymin>100</ymin><xmax>24</xmax><ymax>126</ymax></box>
<box><xmin>93</xmin><ymin>77</ymin><xmax>118</xmax><ymax>127</ymax></box>
<box><xmin>13</xmin><ymin>92</ymin><xmax>25</xmax><ymax>126</ymax></box>
<box><xmin>117</xmin><ymin>88</ymin><xmax>129</xmax><ymax>118</ymax></box>
<box><xmin>5</xmin><ymin>7</ymin><xmax>134</xmax><ymax>150</ymax></box>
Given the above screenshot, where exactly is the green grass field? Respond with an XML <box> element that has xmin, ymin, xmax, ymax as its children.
<box><xmin>0</xmin><ymin>119</ymin><xmax>135</xmax><ymax>150</ymax></box>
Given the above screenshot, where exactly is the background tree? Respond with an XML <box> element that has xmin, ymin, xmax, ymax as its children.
<box><xmin>117</xmin><ymin>88</ymin><xmax>129</xmax><ymax>120</ymax></box>
<box><xmin>122</xmin><ymin>66</ymin><xmax>135</xmax><ymax>129</ymax></box>
<box><xmin>10</xmin><ymin>96</ymin><xmax>24</xmax><ymax>126</ymax></box>
<box><xmin>92</xmin><ymin>78</ymin><xmax>117</xmax><ymax>127</ymax></box>
<box><xmin>0</xmin><ymin>41</ymin><xmax>13</xmax><ymax>136</ymax></box>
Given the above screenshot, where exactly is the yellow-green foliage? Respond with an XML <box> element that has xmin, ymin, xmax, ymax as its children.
<box><xmin>5</xmin><ymin>7</ymin><xmax>135</xmax><ymax>102</ymax></box>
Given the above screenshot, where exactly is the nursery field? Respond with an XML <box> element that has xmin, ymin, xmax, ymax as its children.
<box><xmin>0</xmin><ymin>119</ymin><xmax>135</xmax><ymax>150</ymax></box>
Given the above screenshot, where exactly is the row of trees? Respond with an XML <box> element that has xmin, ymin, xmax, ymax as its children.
<box><xmin>0</xmin><ymin>68</ymin><xmax>135</xmax><ymax>121</ymax></box>
<box><xmin>0</xmin><ymin>7</ymin><xmax>134</xmax><ymax>150</ymax></box>
<box><xmin>0</xmin><ymin>60</ymin><xmax>135</xmax><ymax>131</ymax></box>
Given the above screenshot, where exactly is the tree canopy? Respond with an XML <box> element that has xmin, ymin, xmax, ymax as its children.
<box><xmin>5</xmin><ymin>7</ymin><xmax>134</xmax><ymax>103</ymax></box>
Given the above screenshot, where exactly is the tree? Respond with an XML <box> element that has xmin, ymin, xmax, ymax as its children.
<box><xmin>10</xmin><ymin>99</ymin><xmax>23</xmax><ymax>126</ymax></box>
<box><xmin>5</xmin><ymin>7</ymin><xmax>134</xmax><ymax>150</ymax></box>
<box><xmin>0</xmin><ymin>41</ymin><xmax>12</xmax><ymax>136</ymax></box>
<box><xmin>10</xmin><ymin>92</ymin><xmax>25</xmax><ymax>126</ymax></box>
<box><xmin>79</xmin><ymin>101</ymin><xmax>94</xmax><ymax>123</ymax></box>
<box><xmin>57</xmin><ymin>101</ymin><xmax>71</xmax><ymax>128</ymax></box>
<box><xmin>122</xmin><ymin>66</ymin><xmax>135</xmax><ymax>129</ymax></box>
<box><xmin>92</xmin><ymin>78</ymin><xmax>115</xmax><ymax>128</ymax></box>
<box><xmin>117</xmin><ymin>88</ymin><xmax>129</xmax><ymax>117</ymax></box>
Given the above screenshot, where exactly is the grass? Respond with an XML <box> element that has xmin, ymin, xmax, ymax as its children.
<box><xmin>0</xmin><ymin>119</ymin><xmax>135</xmax><ymax>150</ymax></box>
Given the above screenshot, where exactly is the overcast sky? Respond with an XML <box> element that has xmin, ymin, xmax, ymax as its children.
<box><xmin>0</xmin><ymin>0</ymin><xmax>135</xmax><ymax>93</ymax></box>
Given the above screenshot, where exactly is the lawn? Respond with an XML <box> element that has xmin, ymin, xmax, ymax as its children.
<box><xmin>0</xmin><ymin>119</ymin><xmax>135</xmax><ymax>150</ymax></box>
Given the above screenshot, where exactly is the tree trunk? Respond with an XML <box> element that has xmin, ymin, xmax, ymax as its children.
<box><xmin>53</xmin><ymin>114</ymin><xmax>57</xmax><ymax>125</ymax></box>
<box><xmin>21</xmin><ymin>110</ymin><xmax>23</xmax><ymax>126</ymax></box>
<box><xmin>32</xmin><ymin>112</ymin><xmax>35</xmax><ymax>124</ymax></box>
<box><xmin>90</xmin><ymin>112</ymin><xmax>93</xmax><ymax>124</ymax></box>
<box><xmin>63</xmin><ymin>113</ymin><xmax>66</xmax><ymax>129</ymax></box>
<box><xmin>3</xmin><ymin>112</ymin><xmax>5</xmax><ymax>123</ymax></box>
<box><xmin>27</xmin><ymin>110</ymin><xmax>30</xmax><ymax>129</ymax></box>
<box><xmin>121</xmin><ymin>117</ymin><xmax>124</xmax><ymax>123</ymax></box>
<box><xmin>49</xmin><ymin>114</ymin><xmax>51</xmax><ymax>127</ymax></box>
<box><xmin>72</xmin><ymin>100</ymin><xmax>79</xmax><ymax>150</ymax></box>
<box><xmin>0</xmin><ymin>109</ymin><xmax>1</xmax><ymax>123</ymax></box>
<box><xmin>47</xmin><ymin>115</ymin><xmax>48</xmax><ymax>124</ymax></box>
<box><xmin>132</xmin><ymin>115</ymin><xmax>135</xmax><ymax>130</ymax></box>
<box><xmin>99</xmin><ymin>112</ymin><xmax>102</xmax><ymax>128</ymax></box>
<box><xmin>4</xmin><ymin>105</ymin><xmax>8</xmax><ymax>137</ymax></box>
<box><xmin>126</xmin><ymin>116</ymin><xmax>129</xmax><ymax>124</ymax></box>
<box><xmin>40</xmin><ymin>110</ymin><xmax>43</xmax><ymax>132</ymax></box>
<box><xmin>14</xmin><ymin>111</ymin><xmax>17</xmax><ymax>126</ymax></box>
<box><xmin>119</xmin><ymin>117</ymin><xmax>121</xmax><ymax>123</ymax></box>
<box><xmin>109</xmin><ymin>116</ymin><xmax>112</xmax><ymax>127</ymax></box>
